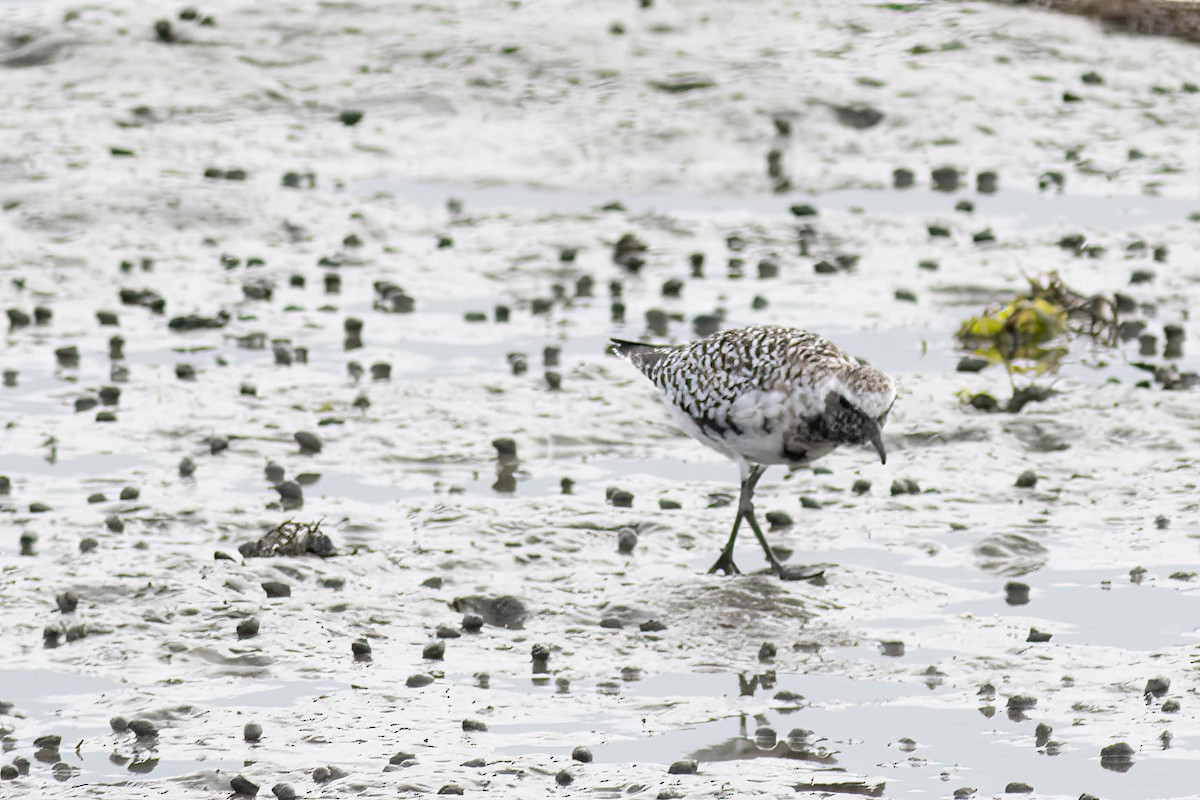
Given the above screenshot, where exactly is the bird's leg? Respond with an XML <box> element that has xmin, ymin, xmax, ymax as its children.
<box><xmin>739</xmin><ymin>469</ymin><xmax>824</xmax><ymax>581</ymax></box>
<box><xmin>707</xmin><ymin>463</ymin><xmax>761</xmax><ymax>575</ymax></box>
<box><xmin>707</xmin><ymin>507</ymin><xmax>744</xmax><ymax>575</ymax></box>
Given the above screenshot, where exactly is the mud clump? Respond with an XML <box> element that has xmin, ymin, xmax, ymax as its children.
<box><xmin>453</xmin><ymin>595</ymin><xmax>527</xmax><ymax>629</ymax></box>
<box><xmin>241</xmin><ymin>520</ymin><xmax>336</xmax><ymax>558</ymax></box>
<box><xmin>1100</xmin><ymin>741</ymin><xmax>1135</xmax><ymax>772</ymax></box>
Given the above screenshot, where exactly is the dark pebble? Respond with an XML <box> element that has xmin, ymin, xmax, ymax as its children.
<box><xmin>34</xmin><ymin>734</ymin><xmax>61</xmax><ymax>749</ymax></box>
<box><xmin>389</xmin><ymin>751</ymin><xmax>415</xmax><ymax>765</ymax></box>
<box><xmin>890</xmin><ymin>479</ymin><xmax>919</xmax><ymax>495</ymax></box>
<box><xmin>640</xmin><ymin>619</ymin><xmax>667</xmax><ymax>632</ymax></box>
<box><xmin>880</xmin><ymin>640</ymin><xmax>905</xmax><ymax>657</ymax></box>
<box><xmin>851</xmin><ymin>479</ymin><xmax>872</xmax><ymax>494</ymax></box>
<box><xmin>351</xmin><ymin>639</ymin><xmax>372</xmax><ymax>657</ymax></box>
<box><xmin>370</xmin><ymin>362</ymin><xmax>391</xmax><ymax>380</ymax></box>
<box><xmin>462</xmin><ymin>614</ymin><xmax>484</xmax><ymax>632</ymax></box>
<box><xmin>128</xmin><ymin>719</ymin><xmax>158</xmax><ymax>738</ymax></box>
<box><xmin>617</xmin><ymin>529</ymin><xmax>638</xmax><ymax>554</ymax></box>
<box><xmin>175</xmin><ymin>364</ymin><xmax>196</xmax><ymax>380</ymax></box>
<box><xmin>231</xmin><ymin>774</ymin><xmax>259</xmax><ymax>796</ymax></box>
<box><xmin>1004</xmin><ymin>783</ymin><xmax>1032</xmax><ymax>794</ymax></box>
<box><xmin>436</xmin><ymin>624</ymin><xmax>461</xmax><ymax>639</ymax></box>
<box><xmin>1006</xmin><ymin>695</ymin><xmax>1037</xmax><ymax>711</ymax></box>
<box><xmin>609</xmin><ymin>489</ymin><xmax>633</xmax><ymax>507</ymax></box>
<box><xmin>87</xmin><ymin>492</ymin><xmax>106</xmax><ymax>504</ymax></box>
<box><xmin>110</xmin><ymin>716</ymin><xmax>129</xmax><ymax>734</ymax></box>
<box><xmin>556</xmin><ymin>770</ymin><xmax>573</xmax><ymax>786</ymax></box>
<box><xmin>1004</xmin><ymin>582</ymin><xmax>1031</xmax><ymax>606</ymax></box>
<box><xmin>406</xmin><ymin>674</ymin><xmax>435</xmax><ymax>688</ymax></box>
<box><xmin>462</xmin><ymin>719</ymin><xmax>488</xmax><ymax>732</ymax></box>
<box><xmin>55</xmin><ymin>346</ymin><xmax>80</xmax><ymax>368</ymax></box>
<box><xmin>931</xmin><ymin>166</ymin><xmax>960</xmax><ymax>192</ymax></box>
<box><xmin>55</xmin><ymin>591</ymin><xmax>78</xmax><ymax>613</ymax></box>
<box><xmin>976</xmin><ymin>171</ymin><xmax>998</xmax><ymax>194</ymax></box>
<box><xmin>492</xmin><ymin>437</ymin><xmax>517</xmax><ymax>458</ymax></box>
<box><xmin>339</xmin><ymin>109</ymin><xmax>364</xmax><ymax>126</ymax></box>
<box><xmin>893</xmin><ymin>167</ymin><xmax>915</xmax><ymax>188</ymax></box>
<box><xmin>957</xmin><ymin>356</ymin><xmax>989</xmax><ymax>373</ymax></box>
<box><xmin>1015</xmin><ymin>470</ymin><xmax>1037</xmax><ymax>488</ymax></box>
<box><xmin>237</xmin><ymin>617</ymin><xmax>260</xmax><ymax>638</ymax></box>
<box><xmin>658</xmin><ymin>498</ymin><xmax>681</xmax><ymax>509</ymax></box>
<box><xmin>758</xmin><ymin>642</ymin><xmax>777</xmax><ymax>661</ymax></box>
<box><xmin>271</xmin><ymin>784</ymin><xmax>297</xmax><ymax>800</ymax></box>
<box><xmin>1145</xmin><ymin>676</ymin><xmax>1170</xmax><ymax>696</ymax></box>
<box><xmin>1027</xmin><ymin>627</ymin><xmax>1052</xmax><ymax>643</ymax></box>
<box><xmin>274</xmin><ymin>481</ymin><xmax>302</xmax><ymax>502</ymax></box>
<box><xmin>423</xmin><ymin>641</ymin><xmax>445</xmax><ymax>660</ymax></box>
<box><xmin>11</xmin><ymin>757</ymin><xmax>27</xmax><ymax>775</ymax></box>
<box><xmin>894</xmin><ymin>289</ymin><xmax>917</xmax><ymax>302</ymax></box>
<box><xmin>450</xmin><ymin>594</ymin><xmax>527</xmax><ymax>628</ymax></box>
<box><xmin>75</xmin><ymin>397</ymin><xmax>98</xmax><ymax>412</ymax></box>
<box><xmin>572</xmin><ymin>745</ymin><xmax>593</xmax><ymax>763</ymax></box>
<box><xmin>1035</xmin><ymin>723</ymin><xmax>1052</xmax><ymax>747</ymax></box>
<box><xmin>667</xmin><ymin>759</ymin><xmax>698</xmax><ymax>775</ymax></box>
<box><xmin>294</xmin><ymin>431</ymin><xmax>322</xmax><ymax>454</ymax></box>
<box><xmin>179</xmin><ymin>457</ymin><xmax>196</xmax><ymax>478</ymax></box>
<box><xmin>0</xmin><ymin>766</ymin><xmax>15</xmax><ymax>781</ymax></box>
<box><xmin>244</xmin><ymin>723</ymin><xmax>263</xmax><ymax>742</ymax></box>
<box><xmin>21</xmin><ymin>531</ymin><xmax>39</xmax><ymax>554</ymax></box>
<box><xmin>764</xmin><ymin>510</ymin><xmax>793</xmax><ymax>528</ymax></box>
<box><xmin>600</xmin><ymin>617</ymin><xmax>623</xmax><ymax>629</ymax></box>
<box><xmin>262</xmin><ymin>581</ymin><xmax>291</xmax><ymax>598</ymax></box>
<box><xmin>437</xmin><ymin>786</ymin><xmax>464</xmax><ymax>796</ymax></box>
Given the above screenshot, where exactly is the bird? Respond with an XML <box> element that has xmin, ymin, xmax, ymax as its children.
<box><xmin>612</xmin><ymin>325</ymin><xmax>895</xmax><ymax>579</ymax></box>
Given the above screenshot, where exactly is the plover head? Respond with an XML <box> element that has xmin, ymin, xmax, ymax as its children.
<box><xmin>821</xmin><ymin>366</ymin><xmax>896</xmax><ymax>463</ymax></box>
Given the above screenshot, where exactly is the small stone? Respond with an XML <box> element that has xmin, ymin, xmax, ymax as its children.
<box><xmin>110</xmin><ymin>716</ymin><xmax>129</xmax><ymax>733</ymax></box>
<box><xmin>1162</xmin><ymin>699</ymin><xmax>1180</xmax><ymax>713</ymax></box>
<box><xmin>423</xmin><ymin>641</ymin><xmax>445</xmax><ymax>660</ymax></box>
<box><xmin>462</xmin><ymin>718</ymin><xmax>488</xmax><ymax>732</ymax></box>
<box><xmin>1145</xmin><ymin>677</ymin><xmax>1170</xmax><ymax>697</ymax></box>
<box><xmin>617</xmin><ymin>529</ymin><xmax>638</xmax><ymax>554</ymax></box>
<box><xmin>1026</xmin><ymin>627</ymin><xmax>1052</xmax><ymax>643</ymax></box>
<box><xmin>599</xmin><ymin>617</ymin><xmax>623</xmax><ymax>629</ymax></box>
<box><xmin>339</xmin><ymin>109</ymin><xmax>364</xmax><ymax>126</ymax></box>
<box><xmin>389</xmin><ymin>751</ymin><xmax>416</xmax><ymax>765</ymax></box>
<box><xmin>271</xmin><ymin>784</ymin><xmax>297</xmax><ymax>800</ymax></box>
<box><xmin>765</xmin><ymin>511</ymin><xmax>793</xmax><ymax>528</ymax></box>
<box><xmin>1005</xmin><ymin>582</ymin><xmax>1031</xmax><ymax>606</ymax></box>
<box><xmin>492</xmin><ymin>437</ymin><xmax>518</xmax><ymax>458</ymax></box>
<box><xmin>237</xmin><ymin>617</ymin><xmax>260</xmax><ymax>639</ymax></box>
<box><xmin>1035</xmin><ymin>723</ymin><xmax>1052</xmax><ymax>747</ymax></box>
<box><xmin>79</xmin><ymin>538</ymin><xmax>99</xmax><ymax>553</ymax></box>
<box><xmin>1006</xmin><ymin>695</ymin><xmax>1037</xmax><ymax>711</ymax></box>
<box><xmin>880</xmin><ymin>640</ymin><xmax>905</xmax><ymax>657</ymax></box>
<box><xmin>640</xmin><ymin>619</ymin><xmax>666</xmax><ymax>632</ymax></box>
<box><xmin>957</xmin><ymin>356</ymin><xmax>989</xmax><ymax>373</ymax></box>
<box><xmin>295</xmin><ymin>431</ymin><xmax>322</xmax><ymax>454</ymax></box>
<box><xmin>34</xmin><ymin>734</ymin><xmax>62</xmax><ymax>749</ymax></box>
<box><xmin>244</xmin><ymin>723</ymin><xmax>263</xmax><ymax>742</ymax></box>
<box><xmin>609</xmin><ymin>489</ymin><xmax>633</xmax><ymax>507</ymax></box>
<box><xmin>230</xmin><ymin>774</ymin><xmax>259</xmax><ymax>796</ymax></box>
<box><xmin>462</xmin><ymin>614</ymin><xmax>484</xmax><ymax>632</ymax></box>
<box><xmin>658</xmin><ymin>498</ymin><xmax>680</xmax><ymax>509</ymax></box>
<box><xmin>572</xmin><ymin>745</ymin><xmax>593</xmax><ymax>763</ymax></box>
<box><xmin>893</xmin><ymin>167</ymin><xmax>915</xmax><ymax>188</ymax></box>
<box><xmin>55</xmin><ymin>592</ymin><xmax>78</xmax><ymax>613</ymax></box>
<box><xmin>851</xmin><ymin>478</ymin><xmax>872</xmax><ymax>495</ymax></box>
<box><xmin>437</xmin><ymin>786</ymin><xmax>464</xmax><ymax>796</ymax></box>
<box><xmin>931</xmin><ymin>166</ymin><xmax>960</xmax><ymax>192</ymax></box>
<box><xmin>406</xmin><ymin>674</ymin><xmax>435</xmax><ymax>688</ymax></box>
<box><xmin>758</xmin><ymin>642</ymin><xmax>777</xmax><ymax>662</ymax></box>
<box><xmin>351</xmin><ymin>640</ymin><xmax>372</xmax><ymax>658</ymax></box>
<box><xmin>894</xmin><ymin>289</ymin><xmax>917</xmax><ymax>303</ymax></box>
<box><xmin>128</xmin><ymin>719</ymin><xmax>158</xmax><ymax>738</ymax></box>
<box><xmin>1004</xmin><ymin>783</ymin><xmax>1032</xmax><ymax>794</ymax></box>
<box><xmin>179</xmin><ymin>457</ymin><xmax>196</xmax><ymax>477</ymax></box>
<box><xmin>556</xmin><ymin>770</ymin><xmax>573</xmax><ymax>786</ymax></box>
<box><xmin>667</xmin><ymin>759</ymin><xmax>697</xmax><ymax>775</ymax></box>
<box><xmin>0</xmin><ymin>766</ymin><xmax>16</xmax><ymax>781</ymax></box>
<box><xmin>262</xmin><ymin>581</ymin><xmax>291</xmax><ymax>598</ymax></box>
<box><xmin>436</xmin><ymin>625</ymin><xmax>461</xmax><ymax>639</ymax></box>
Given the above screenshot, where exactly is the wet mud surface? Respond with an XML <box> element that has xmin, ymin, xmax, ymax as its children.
<box><xmin>2</xmin><ymin>1</ymin><xmax>1200</xmax><ymax>798</ymax></box>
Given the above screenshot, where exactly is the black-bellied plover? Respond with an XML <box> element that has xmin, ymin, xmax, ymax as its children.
<box><xmin>613</xmin><ymin>325</ymin><xmax>895</xmax><ymax>579</ymax></box>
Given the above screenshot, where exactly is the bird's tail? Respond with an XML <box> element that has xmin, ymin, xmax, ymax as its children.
<box><xmin>610</xmin><ymin>338</ymin><xmax>669</xmax><ymax>373</ymax></box>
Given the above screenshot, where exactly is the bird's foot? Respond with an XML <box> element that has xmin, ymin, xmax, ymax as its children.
<box><xmin>707</xmin><ymin>552</ymin><xmax>741</xmax><ymax>575</ymax></box>
<box><xmin>775</xmin><ymin>563</ymin><xmax>826</xmax><ymax>582</ymax></box>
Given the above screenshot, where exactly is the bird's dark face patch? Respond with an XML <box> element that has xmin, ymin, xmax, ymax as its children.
<box><xmin>812</xmin><ymin>391</ymin><xmax>888</xmax><ymax>463</ymax></box>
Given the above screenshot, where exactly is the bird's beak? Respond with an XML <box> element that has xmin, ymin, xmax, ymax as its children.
<box><xmin>867</xmin><ymin>420</ymin><xmax>886</xmax><ymax>465</ymax></box>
